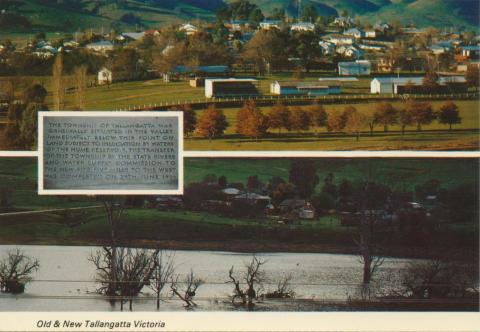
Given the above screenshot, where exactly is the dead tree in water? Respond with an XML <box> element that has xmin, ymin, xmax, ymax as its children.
<box><xmin>170</xmin><ymin>269</ymin><xmax>204</xmax><ymax>308</ymax></box>
<box><xmin>89</xmin><ymin>247</ymin><xmax>159</xmax><ymax>311</ymax></box>
<box><xmin>0</xmin><ymin>248</ymin><xmax>39</xmax><ymax>294</ymax></box>
<box><xmin>149</xmin><ymin>251</ymin><xmax>175</xmax><ymax>310</ymax></box>
<box><xmin>228</xmin><ymin>256</ymin><xmax>266</xmax><ymax>309</ymax></box>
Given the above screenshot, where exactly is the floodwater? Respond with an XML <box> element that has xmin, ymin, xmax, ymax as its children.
<box><xmin>0</xmin><ymin>245</ymin><xmax>417</xmax><ymax>311</ymax></box>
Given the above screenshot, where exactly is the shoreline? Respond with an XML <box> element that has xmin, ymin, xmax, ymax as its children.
<box><xmin>1</xmin><ymin>238</ymin><xmax>474</xmax><ymax>260</ymax></box>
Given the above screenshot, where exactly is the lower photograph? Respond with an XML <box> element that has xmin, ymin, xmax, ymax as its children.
<box><xmin>0</xmin><ymin>157</ymin><xmax>478</xmax><ymax>312</ymax></box>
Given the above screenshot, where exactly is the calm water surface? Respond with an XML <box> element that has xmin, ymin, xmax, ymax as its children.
<box><xmin>0</xmin><ymin>245</ymin><xmax>418</xmax><ymax>311</ymax></box>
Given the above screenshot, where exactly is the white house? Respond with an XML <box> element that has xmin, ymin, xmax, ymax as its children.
<box><xmin>338</xmin><ymin>60</ymin><xmax>371</xmax><ymax>76</ymax></box>
<box><xmin>290</xmin><ymin>22</ymin><xmax>315</xmax><ymax>32</ymax></box>
<box><xmin>179</xmin><ymin>23</ymin><xmax>198</xmax><ymax>35</ymax></box>
<box><xmin>334</xmin><ymin>16</ymin><xmax>354</xmax><ymax>27</ymax></box>
<box><xmin>364</xmin><ymin>29</ymin><xmax>377</xmax><ymax>38</ymax></box>
<box><xmin>97</xmin><ymin>67</ymin><xmax>112</xmax><ymax>85</ymax></box>
<box><xmin>344</xmin><ymin>28</ymin><xmax>364</xmax><ymax>39</ymax></box>
<box><xmin>336</xmin><ymin>45</ymin><xmax>364</xmax><ymax>58</ymax></box>
<box><xmin>85</xmin><ymin>40</ymin><xmax>114</xmax><ymax>53</ymax></box>
<box><xmin>259</xmin><ymin>20</ymin><xmax>281</xmax><ymax>30</ymax></box>
<box><xmin>327</xmin><ymin>34</ymin><xmax>355</xmax><ymax>45</ymax></box>
<box><xmin>319</xmin><ymin>41</ymin><xmax>335</xmax><ymax>55</ymax></box>
<box><xmin>370</xmin><ymin>77</ymin><xmax>423</xmax><ymax>94</ymax></box>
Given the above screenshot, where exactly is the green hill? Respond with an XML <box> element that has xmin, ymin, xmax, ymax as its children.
<box><xmin>0</xmin><ymin>0</ymin><xmax>220</xmax><ymax>32</ymax></box>
<box><xmin>251</xmin><ymin>0</ymin><xmax>478</xmax><ymax>29</ymax></box>
<box><xmin>0</xmin><ymin>0</ymin><xmax>477</xmax><ymax>33</ymax></box>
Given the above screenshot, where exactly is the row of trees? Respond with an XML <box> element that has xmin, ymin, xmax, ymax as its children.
<box><xmin>173</xmin><ymin>100</ymin><xmax>462</xmax><ymax>141</ymax></box>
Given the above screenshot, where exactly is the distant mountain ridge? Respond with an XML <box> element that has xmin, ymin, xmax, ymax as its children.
<box><xmin>1</xmin><ymin>0</ymin><xmax>477</xmax><ymax>32</ymax></box>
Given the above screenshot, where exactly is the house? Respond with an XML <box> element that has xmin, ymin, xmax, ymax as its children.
<box><xmin>461</xmin><ymin>46</ymin><xmax>480</xmax><ymax>59</ymax></box>
<box><xmin>204</xmin><ymin>78</ymin><xmax>258</xmax><ymax>98</ymax></box>
<box><xmin>364</xmin><ymin>29</ymin><xmax>376</xmax><ymax>38</ymax></box>
<box><xmin>376</xmin><ymin>57</ymin><xmax>395</xmax><ymax>72</ymax></box>
<box><xmin>144</xmin><ymin>29</ymin><xmax>160</xmax><ymax>37</ymax></box>
<box><xmin>358</xmin><ymin>44</ymin><xmax>385</xmax><ymax>52</ymax></box>
<box><xmin>226</xmin><ymin>20</ymin><xmax>249</xmax><ymax>31</ymax></box>
<box><xmin>259</xmin><ymin>20</ymin><xmax>281</xmax><ymax>30</ymax></box>
<box><xmin>179</xmin><ymin>23</ymin><xmax>198</xmax><ymax>36</ymax></box>
<box><xmin>270</xmin><ymin>81</ymin><xmax>341</xmax><ymax>96</ymax></box>
<box><xmin>338</xmin><ymin>60</ymin><xmax>371</xmax><ymax>76</ymax></box>
<box><xmin>326</xmin><ymin>34</ymin><xmax>354</xmax><ymax>45</ymax></box>
<box><xmin>97</xmin><ymin>67</ymin><xmax>112</xmax><ymax>85</ymax></box>
<box><xmin>121</xmin><ymin>32</ymin><xmax>145</xmax><ymax>42</ymax></box>
<box><xmin>334</xmin><ymin>16</ymin><xmax>354</xmax><ymax>28</ymax></box>
<box><xmin>336</xmin><ymin>45</ymin><xmax>364</xmax><ymax>58</ymax></box>
<box><xmin>344</xmin><ymin>28</ymin><xmax>364</xmax><ymax>39</ymax></box>
<box><xmin>278</xmin><ymin>199</ymin><xmax>315</xmax><ymax>220</ymax></box>
<box><xmin>319</xmin><ymin>41</ymin><xmax>335</xmax><ymax>55</ymax></box>
<box><xmin>85</xmin><ymin>40</ymin><xmax>114</xmax><ymax>53</ymax></box>
<box><xmin>290</xmin><ymin>22</ymin><xmax>315</xmax><ymax>32</ymax></box>
<box><xmin>374</xmin><ymin>23</ymin><xmax>390</xmax><ymax>34</ymax></box>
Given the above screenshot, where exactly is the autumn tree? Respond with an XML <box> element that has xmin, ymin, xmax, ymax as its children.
<box><xmin>465</xmin><ymin>65</ymin><xmax>479</xmax><ymax>90</ymax></box>
<box><xmin>326</xmin><ymin>110</ymin><xmax>346</xmax><ymax>133</ymax></box>
<box><xmin>373</xmin><ymin>102</ymin><xmax>398</xmax><ymax>132</ymax></box>
<box><xmin>289</xmin><ymin>106</ymin><xmax>311</xmax><ymax>133</ymax></box>
<box><xmin>236</xmin><ymin>101</ymin><xmax>268</xmax><ymax>140</ymax></box>
<box><xmin>52</xmin><ymin>52</ymin><xmax>64</xmax><ymax>111</ymax></box>
<box><xmin>289</xmin><ymin>159</ymin><xmax>319</xmax><ymax>199</ymax></box>
<box><xmin>267</xmin><ymin>102</ymin><xmax>290</xmax><ymax>133</ymax></box>
<box><xmin>73</xmin><ymin>65</ymin><xmax>88</xmax><ymax>110</ymax></box>
<box><xmin>173</xmin><ymin>104</ymin><xmax>197</xmax><ymax>137</ymax></box>
<box><xmin>405</xmin><ymin>100</ymin><xmax>435</xmax><ymax>131</ymax></box>
<box><xmin>344</xmin><ymin>107</ymin><xmax>367</xmax><ymax>141</ymax></box>
<box><xmin>196</xmin><ymin>105</ymin><xmax>228</xmax><ymax>139</ymax></box>
<box><xmin>399</xmin><ymin>108</ymin><xmax>414</xmax><ymax>135</ymax></box>
<box><xmin>422</xmin><ymin>69</ymin><xmax>439</xmax><ymax>93</ymax></box>
<box><xmin>307</xmin><ymin>102</ymin><xmax>327</xmax><ymax>134</ymax></box>
<box><xmin>242</xmin><ymin>29</ymin><xmax>287</xmax><ymax>75</ymax></box>
<box><xmin>438</xmin><ymin>101</ymin><xmax>461</xmax><ymax>130</ymax></box>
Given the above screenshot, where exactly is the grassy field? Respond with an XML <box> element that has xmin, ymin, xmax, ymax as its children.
<box><xmin>1</xmin><ymin>75</ymin><xmax>478</xmax><ymax>151</ymax></box>
<box><xmin>186</xmin><ymin>99</ymin><xmax>480</xmax><ymax>151</ymax></box>
<box><xmin>0</xmin><ymin>157</ymin><xmax>477</xmax><ymax>253</ymax></box>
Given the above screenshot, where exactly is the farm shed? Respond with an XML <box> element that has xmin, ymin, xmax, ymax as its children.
<box><xmin>338</xmin><ymin>60</ymin><xmax>371</xmax><ymax>76</ymax></box>
<box><xmin>270</xmin><ymin>81</ymin><xmax>341</xmax><ymax>96</ymax></box>
<box><xmin>205</xmin><ymin>78</ymin><xmax>258</xmax><ymax>98</ymax></box>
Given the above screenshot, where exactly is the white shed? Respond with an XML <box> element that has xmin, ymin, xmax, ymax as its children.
<box><xmin>370</xmin><ymin>77</ymin><xmax>423</xmax><ymax>94</ymax></box>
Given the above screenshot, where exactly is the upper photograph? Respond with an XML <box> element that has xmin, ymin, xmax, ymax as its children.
<box><xmin>0</xmin><ymin>0</ymin><xmax>479</xmax><ymax>151</ymax></box>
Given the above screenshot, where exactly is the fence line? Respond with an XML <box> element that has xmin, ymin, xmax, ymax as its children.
<box><xmin>118</xmin><ymin>92</ymin><xmax>479</xmax><ymax>112</ymax></box>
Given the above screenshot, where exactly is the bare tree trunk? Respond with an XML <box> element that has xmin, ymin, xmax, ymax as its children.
<box><xmin>52</xmin><ymin>53</ymin><xmax>64</xmax><ymax>111</ymax></box>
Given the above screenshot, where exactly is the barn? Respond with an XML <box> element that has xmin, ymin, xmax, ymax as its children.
<box><xmin>205</xmin><ymin>78</ymin><xmax>258</xmax><ymax>98</ymax></box>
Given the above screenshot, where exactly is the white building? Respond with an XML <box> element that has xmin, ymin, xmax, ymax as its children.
<box><xmin>179</xmin><ymin>23</ymin><xmax>198</xmax><ymax>35</ymax></box>
<box><xmin>259</xmin><ymin>20</ymin><xmax>281</xmax><ymax>30</ymax></box>
<box><xmin>370</xmin><ymin>77</ymin><xmax>423</xmax><ymax>94</ymax></box>
<box><xmin>319</xmin><ymin>41</ymin><xmax>335</xmax><ymax>55</ymax></box>
<box><xmin>344</xmin><ymin>28</ymin><xmax>364</xmax><ymax>39</ymax></box>
<box><xmin>326</xmin><ymin>34</ymin><xmax>355</xmax><ymax>45</ymax></box>
<box><xmin>97</xmin><ymin>67</ymin><xmax>112</xmax><ymax>85</ymax></box>
<box><xmin>338</xmin><ymin>60</ymin><xmax>371</xmax><ymax>75</ymax></box>
<box><xmin>290</xmin><ymin>22</ymin><xmax>315</xmax><ymax>32</ymax></box>
<box><xmin>364</xmin><ymin>29</ymin><xmax>377</xmax><ymax>38</ymax></box>
<box><xmin>85</xmin><ymin>40</ymin><xmax>114</xmax><ymax>53</ymax></box>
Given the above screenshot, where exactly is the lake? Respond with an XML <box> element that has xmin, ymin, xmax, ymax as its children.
<box><xmin>0</xmin><ymin>245</ymin><xmax>417</xmax><ymax>311</ymax></box>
